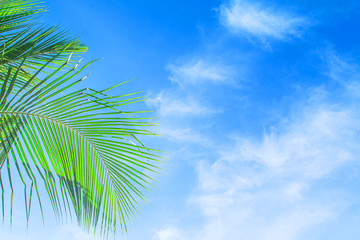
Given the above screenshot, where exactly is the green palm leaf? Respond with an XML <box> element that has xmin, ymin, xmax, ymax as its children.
<box><xmin>0</xmin><ymin>0</ymin><xmax>87</xmax><ymax>87</ymax></box>
<box><xmin>0</xmin><ymin>49</ymin><xmax>161</xmax><ymax>234</ymax></box>
<box><xmin>0</xmin><ymin>0</ymin><xmax>44</xmax><ymax>33</ymax></box>
<box><xmin>0</xmin><ymin>0</ymin><xmax>161</xmax><ymax>236</ymax></box>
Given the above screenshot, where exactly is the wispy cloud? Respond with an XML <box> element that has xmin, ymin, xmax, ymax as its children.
<box><xmin>152</xmin><ymin>227</ymin><xmax>187</xmax><ymax>240</ymax></box>
<box><xmin>51</xmin><ymin>225</ymin><xmax>102</xmax><ymax>240</ymax></box>
<box><xmin>157</xmin><ymin>126</ymin><xmax>208</xmax><ymax>144</ymax></box>
<box><xmin>168</xmin><ymin>59</ymin><xmax>234</xmax><ymax>86</ymax></box>
<box><xmin>219</xmin><ymin>0</ymin><xmax>310</xmax><ymax>40</ymax></box>
<box><xmin>184</xmin><ymin>52</ymin><xmax>360</xmax><ymax>239</ymax></box>
<box><xmin>146</xmin><ymin>90</ymin><xmax>217</xmax><ymax>146</ymax></box>
<box><xmin>323</xmin><ymin>50</ymin><xmax>360</xmax><ymax>96</ymax></box>
<box><xmin>231</xmin><ymin>109</ymin><xmax>358</xmax><ymax>175</ymax></box>
<box><xmin>190</xmin><ymin>104</ymin><xmax>359</xmax><ymax>239</ymax></box>
<box><xmin>147</xmin><ymin>91</ymin><xmax>218</xmax><ymax>117</ymax></box>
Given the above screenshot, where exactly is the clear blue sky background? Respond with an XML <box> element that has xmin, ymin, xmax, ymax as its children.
<box><xmin>2</xmin><ymin>0</ymin><xmax>360</xmax><ymax>239</ymax></box>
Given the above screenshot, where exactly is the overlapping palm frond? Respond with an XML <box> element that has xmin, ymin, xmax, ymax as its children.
<box><xmin>0</xmin><ymin>0</ymin><xmax>43</xmax><ymax>33</ymax></box>
<box><xmin>0</xmin><ymin>0</ymin><xmax>87</xmax><ymax>87</ymax></box>
<box><xmin>0</xmin><ymin>25</ymin><xmax>87</xmax><ymax>67</ymax></box>
<box><xmin>0</xmin><ymin>0</ymin><xmax>161</xmax><ymax>236</ymax></box>
<box><xmin>0</xmin><ymin>47</ymin><xmax>161</xmax><ymax>234</ymax></box>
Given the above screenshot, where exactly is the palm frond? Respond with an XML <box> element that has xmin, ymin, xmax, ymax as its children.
<box><xmin>0</xmin><ymin>0</ymin><xmax>44</xmax><ymax>34</ymax></box>
<box><xmin>0</xmin><ymin>0</ymin><xmax>87</xmax><ymax>78</ymax></box>
<box><xmin>0</xmin><ymin>49</ymin><xmax>161</xmax><ymax>235</ymax></box>
<box><xmin>0</xmin><ymin>25</ymin><xmax>87</xmax><ymax>69</ymax></box>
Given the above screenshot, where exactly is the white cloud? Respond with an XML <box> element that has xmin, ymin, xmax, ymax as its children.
<box><xmin>234</xmin><ymin>109</ymin><xmax>358</xmax><ymax>177</ymax></box>
<box><xmin>51</xmin><ymin>225</ymin><xmax>102</xmax><ymax>240</ymax></box>
<box><xmin>146</xmin><ymin>91</ymin><xmax>217</xmax><ymax>147</ymax></box>
<box><xmin>152</xmin><ymin>227</ymin><xmax>186</xmax><ymax>240</ymax></box>
<box><xmin>324</xmin><ymin>50</ymin><xmax>360</xmax><ymax>81</ymax></box>
<box><xmin>153</xmin><ymin>50</ymin><xmax>360</xmax><ymax>240</ymax></box>
<box><xmin>168</xmin><ymin>59</ymin><xmax>233</xmax><ymax>86</ymax></box>
<box><xmin>220</xmin><ymin>0</ymin><xmax>309</xmax><ymax>40</ymax></box>
<box><xmin>323</xmin><ymin>50</ymin><xmax>360</xmax><ymax>98</ymax></box>
<box><xmin>147</xmin><ymin>91</ymin><xmax>217</xmax><ymax>117</ymax></box>
<box><xmin>186</xmin><ymin>52</ymin><xmax>360</xmax><ymax>239</ymax></box>
<box><xmin>157</xmin><ymin>125</ymin><xmax>207</xmax><ymax>144</ymax></box>
<box><xmin>189</xmin><ymin>104</ymin><xmax>359</xmax><ymax>239</ymax></box>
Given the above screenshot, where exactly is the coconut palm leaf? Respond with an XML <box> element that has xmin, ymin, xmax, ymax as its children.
<box><xmin>0</xmin><ymin>0</ymin><xmax>87</xmax><ymax>80</ymax></box>
<box><xmin>0</xmin><ymin>25</ymin><xmax>87</xmax><ymax>67</ymax></box>
<box><xmin>0</xmin><ymin>46</ymin><xmax>161</xmax><ymax>235</ymax></box>
<box><xmin>0</xmin><ymin>0</ymin><xmax>44</xmax><ymax>34</ymax></box>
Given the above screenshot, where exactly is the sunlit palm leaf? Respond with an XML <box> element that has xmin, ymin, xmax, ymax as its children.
<box><xmin>0</xmin><ymin>50</ymin><xmax>161</xmax><ymax>234</ymax></box>
<box><xmin>0</xmin><ymin>0</ymin><xmax>161</xmax><ymax>235</ymax></box>
<box><xmin>0</xmin><ymin>0</ymin><xmax>44</xmax><ymax>34</ymax></box>
<box><xmin>0</xmin><ymin>0</ymin><xmax>87</xmax><ymax>82</ymax></box>
<box><xmin>0</xmin><ymin>25</ymin><xmax>87</xmax><ymax>67</ymax></box>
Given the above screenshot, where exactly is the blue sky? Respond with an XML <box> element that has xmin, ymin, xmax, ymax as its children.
<box><xmin>2</xmin><ymin>0</ymin><xmax>360</xmax><ymax>239</ymax></box>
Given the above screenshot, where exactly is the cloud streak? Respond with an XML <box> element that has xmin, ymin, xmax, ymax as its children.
<box><xmin>152</xmin><ymin>227</ymin><xmax>186</xmax><ymax>240</ymax></box>
<box><xmin>168</xmin><ymin>59</ymin><xmax>234</xmax><ymax>86</ymax></box>
<box><xmin>147</xmin><ymin>91</ymin><xmax>218</xmax><ymax>117</ymax></box>
<box><xmin>220</xmin><ymin>0</ymin><xmax>310</xmax><ymax>40</ymax></box>
<box><xmin>190</xmin><ymin>102</ymin><xmax>360</xmax><ymax>239</ymax></box>
<box><xmin>183</xmin><ymin>52</ymin><xmax>360</xmax><ymax>240</ymax></box>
